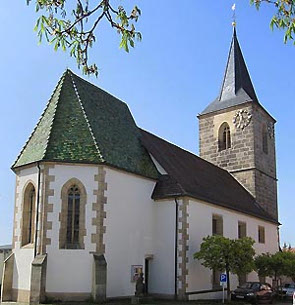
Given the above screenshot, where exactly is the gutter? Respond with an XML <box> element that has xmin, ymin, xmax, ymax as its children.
<box><xmin>174</xmin><ymin>198</ymin><xmax>179</xmax><ymax>299</ymax></box>
<box><xmin>34</xmin><ymin>162</ymin><xmax>41</xmax><ymax>257</ymax></box>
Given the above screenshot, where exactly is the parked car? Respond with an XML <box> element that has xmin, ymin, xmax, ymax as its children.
<box><xmin>231</xmin><ymin>282</ymin><xmax>276</xmax><ymax>304</ymax></box>
<box><xmin>284</xmin><ymin>283</ymin><xmax>295</xmax><ymax>300</ymax></box>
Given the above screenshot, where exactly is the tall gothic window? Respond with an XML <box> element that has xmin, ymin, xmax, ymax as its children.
<box><xmin>262</xmin><ymin>125</ymin><xmax>268</xmax><ymax>154</ymax></box>
<box><xmin>59</xmin><ymin>178</ymin><xmax>86</xmax><ymax>250</ymax></box>
<box><xmin>22</xmin><ymin>183</ymin><xmax>36</xmax><ymax>246</ymax></box>
<box><xmin>66</xmin><ymin>185</ymin><xmax>80</xmax><ymax>248</ymax></box>
<box><xmin>219</xmin><ymin>123</ymin><xmax>231</xmax><ymax>151</ymax></box>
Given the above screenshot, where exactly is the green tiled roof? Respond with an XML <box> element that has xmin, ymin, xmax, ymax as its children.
<box><xmin>13</xmin><ymin>70</ymin><xmax>159</xmax><ymax>179</ymax></box>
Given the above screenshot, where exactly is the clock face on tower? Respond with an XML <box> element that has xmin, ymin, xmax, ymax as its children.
<box><xmin>233</xmin><ymin>109</ymin><xmax>252</xmax><ymax>130</ymax></box>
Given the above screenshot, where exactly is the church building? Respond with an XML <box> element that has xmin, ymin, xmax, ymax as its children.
<box><xmin>1</xmin><ymin>28</ymin><xmax>279</xmax><ymax>304</ymax></box>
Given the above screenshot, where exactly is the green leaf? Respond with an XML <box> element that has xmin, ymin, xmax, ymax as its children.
<box><xmin>129</xmin><ymin>38</ymin><xmax>134</xmax><ymax>48</ymax></box>
<box><xmin>34</xmin><ymin>17</ymin><xmax>41</xmax><ymax>32</ymax></box>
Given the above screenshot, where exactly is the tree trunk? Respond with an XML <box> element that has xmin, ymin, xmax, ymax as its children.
<box><xmin>226</xmin><ymin>267</ymin><xmax>231</xmax><ymax>302</ymax></box>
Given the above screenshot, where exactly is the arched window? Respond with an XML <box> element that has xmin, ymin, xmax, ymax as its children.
<box><xmin>22</xmin><ymin>183</ymin><xmax>36</xmax><ymax>246</ymax></box>
<box><xmin>66</xmin><ymin>185</ymin><xmax>80</xmax><ymax>247</ymax></box>
<box><xmin>262</xmin><ymin>125</ymin><xmax>268</xmax><ymax>154</ymax></box>
<box><xmin>218</xmin><ymin>123</ymin><xmax>231</xmax><ymax>151</ymax></box>
<box><xmin>59</xmin><ymin>178</ymin><xmax>86</xmax><ymax>249</ymax></box>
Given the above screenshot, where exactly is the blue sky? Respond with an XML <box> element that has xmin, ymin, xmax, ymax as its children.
<box><xmin>0</xmin><ymin>1</ymin><xmax>294</xmax><ymax>246</ymax></box>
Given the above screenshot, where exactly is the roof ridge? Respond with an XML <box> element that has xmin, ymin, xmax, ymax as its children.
<box><xmin>68</xmin><ymin>70</ymin><xmax>129</xmax><ymax>108</ymax></box>
<box><xmin>218</xmin><ymin>33</ymin><xmax>234</xmax><ymax>101</ymax></box>
<box><xmin>69</xmin><ymin>71</ymin><xmax>105</xmax><ymax>161</ymax></box>
<box><xmin>42</xmin><ymin>72</ymin><xmax>67</xmax><ymax>161</ymax></box>
<box><xmin>11</xmin><ymin>71</ymin><xmax>67</xmax><ymax>168</ymax></box>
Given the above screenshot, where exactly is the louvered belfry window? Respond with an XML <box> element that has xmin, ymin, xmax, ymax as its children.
<box><xmin>66</xmin><ymin>185</ymin><xmax>80</xmax><ymax>248</ymax></box>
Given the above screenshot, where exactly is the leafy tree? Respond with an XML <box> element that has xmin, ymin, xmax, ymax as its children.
<box><xmin>194</xmin><ymin>236</ymin><xmax>255</xmax><ymax>301</ymax></box>
<box><xmin>254</xmin><ymin>253</ymin><xmax>272</xmax><ymax>279</ymax></box>
<box><xmin>231</xmin><ymin>238</ymin><xmax>256</xmax><ymax>285</ymax></box>
<box><xmin>281</xmin><ymin>251</ymin><xmax>295</xmax><ymax>282</ymax></box>
<box><xmin>255</xmin><ymin>251</ymin><xmax>294</xmax><ymax>287</ymax></box>
<box><xmin>250</xmin><ymin>0</ymin><xmax>295</xmax><ymax>44</ymax></box>
<box><xmin>27</xmin><ymin>0</ymin><xmax>142</xmax><ymax>76</ymax></box>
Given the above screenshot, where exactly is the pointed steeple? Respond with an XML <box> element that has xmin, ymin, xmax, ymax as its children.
<box><xmin>201</xmin><ymin>28</ymin><xmax>259</xmax><ymax>115</ymax></box>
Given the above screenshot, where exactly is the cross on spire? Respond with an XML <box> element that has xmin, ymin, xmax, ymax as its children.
<box><xmin>232</xmin><ymin>3</ymin><xmax>236</xmax><ymax>27</ymax></box>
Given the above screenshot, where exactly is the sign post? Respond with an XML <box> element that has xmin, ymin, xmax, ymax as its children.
<box><xmin>220</xmin><ymin>273</ymin><xmax>227</xmax><ymax>304</ymax></box>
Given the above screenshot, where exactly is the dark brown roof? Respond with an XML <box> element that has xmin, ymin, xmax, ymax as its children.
<box><xmin>140</xmin><ymin>129</ymin><xmax>277</xmax><ymax>224</ymax></box>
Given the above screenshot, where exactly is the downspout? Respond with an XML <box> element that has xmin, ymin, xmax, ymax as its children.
<box><xmin>174</xmin><ymin>198</ymin><xmax>179</xmax><ymax>299</ymax></box>
<box><xmin>34</xmin><ymin>162</ymin><xmax>41</xmax><ymax>257</ymax></box>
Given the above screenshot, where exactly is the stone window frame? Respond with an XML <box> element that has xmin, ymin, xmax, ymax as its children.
<box><xmin>218</xmin><ymin>122</ymin><xmax>231</xmax><ymax>151</ymax></box>
<box><xmin>238</xmin><ymin>221</ymin><xmax>247</xmax><ymax>239</ymax></box>
<box><xmin>212</xmin><ymin>214</ymin><xmax>223</xmax><ymax>236</ymax></box>
<box><xmin>21</xmin><ymin>181</ymin><xmax>37</xmax><ymax>248</ymax></box>
<box><xmin>258</xmin><ymin>225</ymin><xmax>265</xmax><ymax>244</ymax></box>
<box><xmin>59</xmin><ymin>178</ymin><xmax>87</xmax><ymax>249</ymax></box>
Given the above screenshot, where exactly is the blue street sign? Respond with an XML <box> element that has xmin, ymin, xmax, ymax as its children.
<box><xmin>220</xmin><ymin>273</ymin><xmax>227</xmax><ymax>303</ymax></box>
<box><xmin>220</xmin><ymin>273</ymin><xmax>227</xmax><ymax>283</ymax></box>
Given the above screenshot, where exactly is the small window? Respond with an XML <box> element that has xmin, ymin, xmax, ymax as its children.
<box><xmin>212</xmin><ymin>269</ymin><xmax>222</xmax><ymax>288</ymax></box>
<box><xmin>258</xmin><ymin>226</ymin><xmax>265</xmax><ymax>244</ymax></box>
<box><xmin>218</xmin><ymin>123</ymin><xmax>231</xmax><ymax>151</ymax></box>
<box><xmin>22</xmin><ymin>183</ymin><xmax>36</xmax><ymax>246</ymax></box>
<box><xmin>238</xmin><ymin>221</ymin><xmax>247</xmax><ymax>239</ymax></box>
<box><xmin>66</xmin><ymin>185</ymin><xmax>81</xmax><ymax>248</ymax></box>
<box><xmin>59</xmin><ymin>178</ymin><xmax>87</xmax><ymax>250</ymax></box>
<box><xmin>262</xmin><ymin>125</ymin><xmax>268</xmax><ymax>154</ymax></box>
<box><xmin>212</xmin><ymin>215</ymin><xmax>223</xmax><ymax>236</ymax></box>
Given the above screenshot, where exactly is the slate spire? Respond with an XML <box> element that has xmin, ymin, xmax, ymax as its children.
<box><xmin>201</xmin><ymin>27</ymin><xmax>259</xmax><ymax>115</ymax></box>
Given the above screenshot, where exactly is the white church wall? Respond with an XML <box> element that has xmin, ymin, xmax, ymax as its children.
<box><xmin>104</xmin><ymin>167</ymin><xmax>175</xmax><ymax>297</ymax></box>
<box><xmin>148</xmin><ymin>200</ymin><xmax>176</xmax><ymax>295</ymax></box>
<box><xmin>11</xmin><ymin>163</ymin><xmax>280</xmax><ymax>300</ymax></box>
<box><xmin>43</xmin><ymin>164</ymin><xmax>176</xmax><ymax>297</ymax></box>
<box><xmin>12</xmin><ymin>249</ymin><xmax>34</xmax><ymax>291</ymax></box>
<box><xmin>187</xmin><ymin>198</ymin><xmax>279</xmax><ymax>300</ymax></box>
<box><xmin>12</xmin><ymin>166</ymin><xmax>39</xmax><ymax>291</ymax></box>
<box><xmin>45</xmin><ymin>164</ymin><xmax>97</xmax><ymax>293</ymax></box>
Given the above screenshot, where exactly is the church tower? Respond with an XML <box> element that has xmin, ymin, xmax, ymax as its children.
<box><xmin>198</xmin><ymin>28</ymin><xmax>278</xmax><ymax>220</ymax></box>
